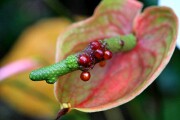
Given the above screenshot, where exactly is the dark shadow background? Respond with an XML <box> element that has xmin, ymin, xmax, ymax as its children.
<box><xmin>0</xmin><ymin>0</ymin><xmax>180</xmax><ymax>120</ymax></box>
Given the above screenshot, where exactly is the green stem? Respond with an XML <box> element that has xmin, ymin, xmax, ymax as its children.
<box><xmin>29</xmin><ymin>34</ymin><xmax>136</xmax><ymax>84</ymax></box>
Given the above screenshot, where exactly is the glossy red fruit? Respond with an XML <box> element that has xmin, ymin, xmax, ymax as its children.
<box><xmin>94</xmin><ymin>49</ymin><xmax>104</xmax><ymax>60</ymax></box>
<box><xmin>104</xmin><ymin>50</ymin><xmax>112</xmax><ymax>60</ymax></box>
<box><xmin>78</xmin><ymin>54</ymin><xmax>91</xmax><ymax>66</ymax></box>
<box><xmin>80</xmin><ymin>71</ymin><xmax>91</xmax><ymax>81</ymax></box>
<box><xmin>90</xmin><ymin>41</ymin><xmax>101</xmax><ymax>50</ymax></box>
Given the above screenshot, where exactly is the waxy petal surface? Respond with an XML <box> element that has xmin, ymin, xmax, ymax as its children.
<box><xmin>132</xmin><ymin>6</ymin><xmax>178</xmax><ymax>99</ymax></box>
<box><xmin>55</xmin><ymin>0</ymin><xmax>178</xmax><ymax>112</ymax></box>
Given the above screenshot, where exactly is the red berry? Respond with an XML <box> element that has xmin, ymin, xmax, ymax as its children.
<box><xmin>99</xmin><ymin>61</ymin><xmax>106</xmax><ymax>67</ymax></box>
<box><xmin>78</xmin><ymin>54</ymin><xmax>91</xmax><ymax>66</ymax></box>
<box><xmin>90</xmin><ymin>41</ymin><xmax>101</xmax><ymax>50</ymax></box>
<box><xmin>94</xmin><ymin>49</ymin><xmax>104</xmax><ymax>60</ymax></box>
<box><xmin>80</xmin><ymin>71</ymin><xmax>91</xmax><ymax>81</ymax></box>
<box><xmin>104</xmin><ymin>50</ymin><xmax>112</xmax><ymax>60</ymax></box>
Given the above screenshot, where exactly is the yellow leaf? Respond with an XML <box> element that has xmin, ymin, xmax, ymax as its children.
<box><xmin>0</xmin><ymin>18</ymin><xmax>71</xmax><ymax>118</ymax></box>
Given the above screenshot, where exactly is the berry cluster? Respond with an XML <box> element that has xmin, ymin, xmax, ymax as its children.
<box><xmin>78</xmin><ymin>40</ymin><xmax>112</xmax><ymax>81</ymax></box>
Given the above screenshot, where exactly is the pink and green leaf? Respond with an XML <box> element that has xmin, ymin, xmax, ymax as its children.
<box><xmin>55</xmin><ymin>0</ymin><xmax>178</xmax><ymax>113</ymax></box>
<box><xmin>132</xmin><ymin>6</ymin><xmax>178</xmax><ymax>101</ymax></box>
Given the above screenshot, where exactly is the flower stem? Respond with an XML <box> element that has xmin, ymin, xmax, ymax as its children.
<box><xmin>29</xmin><ymin>34</ymin><xmax>136</xmax><ymax>84</ymax></box>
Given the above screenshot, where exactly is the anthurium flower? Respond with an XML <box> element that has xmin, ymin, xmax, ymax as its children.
<box><xmin>54</xmin><ymin>0</ymin><xmax>178</xmax><ymax>117</ymax></box>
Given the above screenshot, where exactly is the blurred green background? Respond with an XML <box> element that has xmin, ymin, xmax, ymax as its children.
<box><xmin>0</xmin><ymin>0</ymin><xmax>180</xmax><ymax>120</ymax></box>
